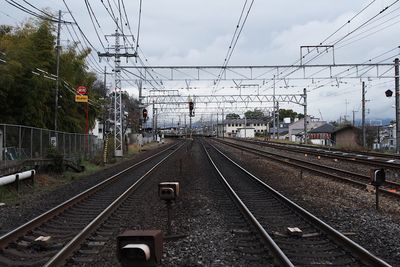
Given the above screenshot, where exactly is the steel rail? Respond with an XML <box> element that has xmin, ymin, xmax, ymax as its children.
<box><xmin>202</xmin><ymin>142</ymin><xmax>294</xmax><ymax>267</ymax></box>
<box><xmin>44</xmin><ymin>141</ymin><xmax>186</xmax><ymax>266</ymax></box>
<box><xmin>215</xmin><ymin>139</ymin><xmax>400</xmax><ymax>198</ymax></box>
<box><xmin>207</xmin><ymin>141</ymin><xmax>391</xmax><ymax>267</ymax></box>
<box><xmin>243</xmin><ymin>138</ymin><xmax>400</xmax><ymax>169</ymax></box>
<box><xmin>0</xmin><ymin>142</ymin><xmax>181</xmax><ymax>250</ymax></box>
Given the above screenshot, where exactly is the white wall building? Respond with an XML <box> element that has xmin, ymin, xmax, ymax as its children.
<box><xmin>90</xmin><ymin>119</ymin><xmax>104</xmax><ymax>140</ymax></box>
<box><xmin>221</xmin><ymin>119</ymin><xmax>268</xmax><ymax>137</ymax></box>
<box><xmin>237</xmin><ymin>128</ymin><xmax>255</xmax><ymax>138</ymax></box>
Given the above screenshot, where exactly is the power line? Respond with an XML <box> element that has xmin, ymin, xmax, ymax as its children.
<box><xmin>214</xmin><ymin>0</ymin><xmax>255</xmax><ymax>92</ymax></box>
<box><xmin>5</xmin><ymin>0</ymin><xmax>74</xmax><ymax>24</ymax></box>
<box><xmin>84</xmin><ymin>0</ymin><xmax>107</xmax><ymax>50</ymax></box>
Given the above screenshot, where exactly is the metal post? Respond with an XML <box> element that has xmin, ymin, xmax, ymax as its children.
<box><xmin>244</xmin><ymin>115</ymin><xmax>247</xmax><ymax>138</ymax></box>
<box><xmin>18</xmin><ymin>126</ymin><xmax>21</xmax><ymax>159</ymax></box>
<box><xmin>216</xmin><ymin>112</ymin><xmax>219</xmax><ymax>138</ymax></box>
<box><xmin>69</xmin><ymin>134</ymin><xmax>71</xmax><ymax>158</ymax></box>
<box><xmin>222</xmin><ymin>109</ymin><xmax>225</xmax><ymax>139</ymax></box>
<box><xmin>362</xmin><ymin>81</ymin><xmax>366</xmax><ymax>147</ymax></box>
<box><xmin>166</xmin><ymin>201</ymin><xmax>172</xmax><ymax>235</ymax></box>
<box><xmin>277</xmin><ymin>102</ymin><xmax>280</xmax><ymax>139</ymax></box>
<box><xmin>189</xmin><ymin>116</ymin><xmax>192</xmax><ymax>139</ymax></box>
<box><xmin>395</xmin><ymin>58</ymin><xmax>400</xmax><ymax>153</ymax></box>
<box><xmin>4</xmin><ymin>125</ymin><xmax>6</xmax><ymax>163</ymax></box>
<box><xmin>303</xmin><ymin>88</ymin><xmax>308</xmax><ymax>144</ymax></box>
<box><xmin>152</xmin><ymin>101</ymin><xmax>155</xmax><ymax>140</ymax></box>
<box><xmin>375</xmin><ymin>186</ymin><xmax>380</xmax><ymax>211</ymax></box>
<box><xmin>30</xmin><ymin>127</ymin><xmax>33</xmax><ymax>159</ymax></box>
<box><xmin>40</xmin><ymin>128</ymin><xmax>42</xmax><ymax>158</ymax></box>
<box><xmin>54</xmin><ymin>10</ymin><xmax>61</xmax><ymax>132</ymax></box>
<box><xmin>273</xmin><ymin>76</ymin><xmax>276</xmax><ymax>139</ymax></box>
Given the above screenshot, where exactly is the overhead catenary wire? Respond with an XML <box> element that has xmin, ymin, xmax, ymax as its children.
<box><xmin>84</xmin><ymin>0</ymin><xmax>107</xmax><ymax>50</ymax></box>
<box><xmin>5</xmin><ymin>0</ymin><xmax>74</xmax><ymax>24</ymax></box>
<box><xmin>263</xmin><ymin>0</ymin><xmax>394</xmax><ymax>91</ymax></box>
<box><xmin>214</xmin><ymin>0</ymin><xmax>255</xmax><ymax>92</ymax></box>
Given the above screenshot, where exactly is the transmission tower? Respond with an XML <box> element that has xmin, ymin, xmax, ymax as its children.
<box><xmin>98</xmin><ymin>29</ymin><xmax>136</xmax><ymax>157</ymax></box>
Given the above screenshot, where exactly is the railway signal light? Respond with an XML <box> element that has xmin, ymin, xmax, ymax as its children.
<box><xmin>117</xmin><ymin>230</ymin><xmax>163</xmax><ymax>267</ymax></box>
<box><xmin>370</xmin><ymin>168</ymin><xmax>385</xmax><ymax>187</ymax></box>
<box><xmin>370</xmin><ymin>168</ymin><xmax>385</xmax><ymax>211</ymax></box>
<box><xmin>189</xmin><ymin>101</ymin><xmax>194</xmax><ymax>117</ymax></box>
<box><xmin>385</xmin><ymin>89</ymin><xmax>393</xmax><ymax>97</ymax></box>
<box><xmin>143</xmin><ymin>108</ymin><xmax>148</xmax><ymax>121</ymax></box>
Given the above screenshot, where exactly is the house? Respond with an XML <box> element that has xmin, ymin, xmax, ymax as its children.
<box><xmin>237</xmin><ymin>128</ymin><xmax>255</xmax><ymax>138</ymax></box>
<box><xmin>218</xmin><ymin>119</ymin><xmax>268</xmax><ymax>137</ymax></box>
<box><xmin>332</xmin><ymin>125</ymin><xmax>362</xmax><ymax>149</ymax></box>
<box><xmin>307</xmin><ymin>124</ymin><xmax>335</xmax><ymax>146</ymax></box>
<box><xmin>269</xmin><ymin>122</ymin><xmax>290</xmax><ymax>140</ymax></box>
<box><xmin>378</xmin><ymin>124</ymin><xmax>396</xmax><ymax>150</ymax></box>
<box><xmin>288</xmin><ymin>116</ymin><xmax>326</xmax><ymax>143</ymax></box>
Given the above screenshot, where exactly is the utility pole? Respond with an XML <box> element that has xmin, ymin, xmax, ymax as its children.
<box><xmin>273</xmin><ymin>75</ymin><xmax>276</xmax><ymax>139</ymax></box>
<box><xmin>152</xmin><ymin>101</ymin><xmax>155</xmax><ymax>140</ymax></box>
<box><xmin>303</xmin><ymin>88</ymin><xmax>308</xmax><ymax>144</ymax></box>
<box><xmin>362</xmin><ymin>81</ymin><xmax>366</xmax><ymax>147</ymax></box>
<box><xmin>98</xmin><ymin>28</ymin><xmax>136</xmax><ymax>157</ymax></box>
<box><xmin>222</xmin><ymin>109</ymin><xmax>225</xmax><ymax>139</ymax></box>
<box><xmin>54</xmin><ymin>10</ymin><xmax>62</xmax><ymax>132</ymax></box>
<box><xmin>216</xmin><ymin>112</ymin><xmax>219</xmax><ymax>138</ymax></box>
<box><xmin>352</xmin><ymin>110</ymin><xmax>358</xmax><ymax>126</ymax></box>
<box><xmin>395</xmin><ymin>58</ymin><xmax>400</xmax><ymax>153</ymax></box>
<box><xmin>276</xmin><ymin>102</ymin><xmax>280</xmax><ymax>139</ymax></box>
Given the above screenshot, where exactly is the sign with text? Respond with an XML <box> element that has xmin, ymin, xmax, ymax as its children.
<box><xmin>76</xmin><ymin>85</ymin><xmax>88</xmax><ymax>95</ymax></box>
<box><xmin>75</xmin><ymin>95</ymin><xmax>88</xmax><ymax>103</ymax></box>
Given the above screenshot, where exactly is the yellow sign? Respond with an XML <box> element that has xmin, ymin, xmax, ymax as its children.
<box><xmin>75</xmin><ymin>95</ymin><xmax>88</xmax><ymax>103</ymax></box>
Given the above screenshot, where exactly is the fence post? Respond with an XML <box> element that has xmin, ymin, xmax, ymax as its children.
<box><xmin>69</xmin><ymin>134</ymin><xmax>71</xmax><ymax>158</ymax></box>
<box><xmin>18</xmin><ymin>125</ymin><xmax>22</xmax><ymax>159</ymax></box>
<box><xmin>4</xmin><ymin>124</ymin><xmax>6</xmax><ymax>164</ymax></box>
<box><xmin>40</xmin><ymin>128</ymin><xmax>43</xmax><ymax>158</ymax></box>
<box><xmin>30</xmin><ymin>127</ymin><xmax>33</xmax><ymax>159</ymax></box>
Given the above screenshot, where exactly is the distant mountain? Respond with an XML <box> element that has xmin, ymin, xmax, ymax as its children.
<box><xmin>352</xmin><ymin>118</ymin><xmax>394</xmax><ymax>126</ymax></box>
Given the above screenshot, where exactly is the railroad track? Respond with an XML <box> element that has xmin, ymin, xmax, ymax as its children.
<box><xmin>203</xmin><ymin>139</ymin><xmax>391</xmax><ymax>266</ymax></box>
<box><xmin>215</xmin><ymin>139</ymin><xmax>400</xmax><ymax>198</ymax></box>
<box><xmin>0</xmin><ymin>141</ymin><xmax>184</xmax><ymax>266</ymax></box>
<box><xmin>232</xmin><ymin>138</ymin><xmax>400</xmax><ymax>170</ymax></box>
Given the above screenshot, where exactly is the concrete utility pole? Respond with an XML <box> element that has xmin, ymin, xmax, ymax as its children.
<box><xmin>395</xmin><ymin>58</ymin><xmax>400</xmax><ymax>153</ymax></box>
<box><xmin>352</xmin><ymin>110</ymin><xmax>358</xmax><ymax>126</ymax></box>
<box><xmin>303</xmin><ymin>88</ymin><xmax>308</xmax><ymax>144</ymax></box>
<box><xmin>276</xmin><ymin>102</ymin><xmax>280</xmax><ymax>139</ymax></box>
<box><xmin>273</xmin><ymin>75</ymin><xmax>276</xmax><ymax>139</ymax></box>
<box><xmin>98</xmin><ymin>28</ymin><xmax>136</xmax><ymax>157</ymax></box>
<box><xmin>362</xmin><ymin>81</ymin><xmax>366</xmax><ymax>147</ymax></box>
<box><xmin>54</xmin><ymin>10</ymin><xmax>62</xmax><ymax>132</ymax></box>
<box><xmin>152</xmin><ymin>101</ymin><xmax>155</xmax><ymax>140</ymax></box>
<box><xmin>222</xmin><ymin>109</ymin><xmax>225</xmax><ymax>139</ymax></box>
<box><xmin>216</xmin><ymin>112</ymin><xmax>219</xmax><ymax>138</ymax></box>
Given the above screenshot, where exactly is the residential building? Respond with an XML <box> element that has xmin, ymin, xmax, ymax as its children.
<box><xmin>288</xmin><ymin>116</ymin><xmax>326</xmax><ymax>143</ymax></box>
<box><xmin>237</xmin><ymin>128</ymin><xmax>255</xmax><ymax>138</ymax></box>
<box><xmin>332</xmin><ymin>125</ymin><xmax>362</xmax><ymax>149</ymax></box>
<box><xmin>217</xmin><ymin>119</ymin><xmax>268</xmax><ymax>137</ymax></box>
<box><xmin>307</xmin><ymin>124</ymin><xmax>335</xmax><ymax>146</ymax></box>
<box><xmin>269</xmin><ymin>122</ymin><xmax>290</xmax><ymax>140</ymax></box>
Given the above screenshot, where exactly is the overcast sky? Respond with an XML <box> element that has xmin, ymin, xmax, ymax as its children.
<box><xmin>1</xmin><ymin>0</ymin><xmax>399</xmax><ymax>123</ymax></box>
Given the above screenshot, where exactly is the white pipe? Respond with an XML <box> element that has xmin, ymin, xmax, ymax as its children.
<box><xmin>0</xmin><ymin>170</ymin><xmax>35</xmax><ymax>186</ymax></box>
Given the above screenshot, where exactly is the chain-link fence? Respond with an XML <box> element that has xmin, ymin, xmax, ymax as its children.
<box><xmin>0</xmin><ymin>123</ymin><xmax>103</xmax><ymax>170</ymax></box>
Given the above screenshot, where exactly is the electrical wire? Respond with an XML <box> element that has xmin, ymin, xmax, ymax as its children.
<box><xmin>214</xmin><ymin>0</ymin><xmax>255</xmax><ymax>92</ymax></box>
<box><xmin>5</xmin><ymin>0</ymin><xmax>73</xmax><ymax>24</ymax></box>
<box><xmin>136</xmin><ymin>0</ymin><xmax>143</xmax><ymax>55</ymax></box>
<box><xmin>84</xmin><ymin>0</ymin><xmax>106</xmax><ymax>50</ymax></box>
